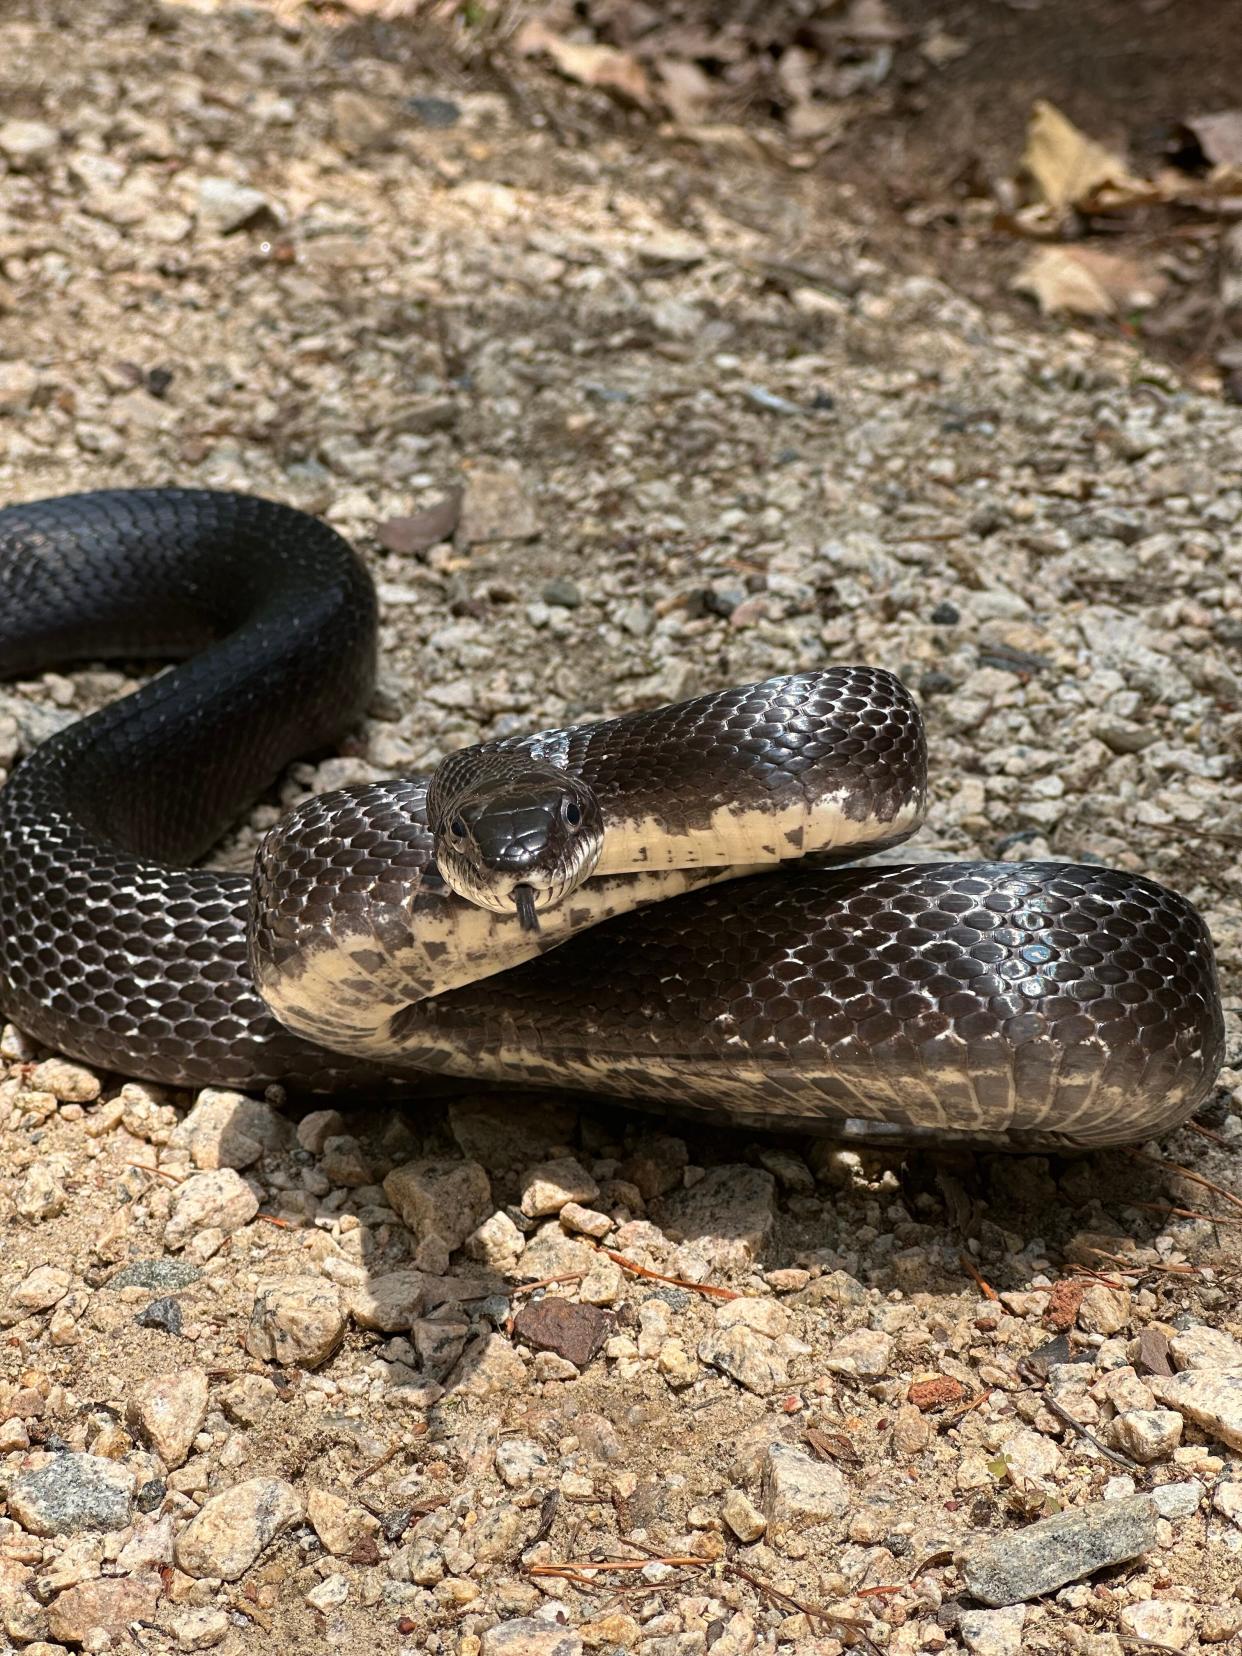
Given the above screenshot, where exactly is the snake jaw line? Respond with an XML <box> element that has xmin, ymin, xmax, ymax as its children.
<box><xmin>514</xmin><ymin>885</ymin><xmax>541</xmax><ymax>932</ymax></box>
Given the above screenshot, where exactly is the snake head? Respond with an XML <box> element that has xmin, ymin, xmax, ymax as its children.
<box><xmin>429</xmin><ymin>764</ymin><xmax>604</xmax><ymax>926</ymax></box>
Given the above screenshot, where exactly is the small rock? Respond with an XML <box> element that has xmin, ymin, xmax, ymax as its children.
<box><xmin>1078</xmin><ymin>1283</ymin><xmax>1131</xmax><ymax>1336</ymax></box>
<box><xmin>654</xmin><ymin>1166</ymin><xmax>776</xmax><ymax>1267</ymax></box>
<box><xmin>173</xmin><ymin>1087</ymin><xmax>289</xmax><ymax>1169</ymax></box>
<box><xmin>217</xmin><ymin>1373</ymin><xmax>279</xmax><ymax>1428</ymax></box>
<box><xmin>512</xmin><ymin>1297</ymin><xmax>611</xmax><ymax>1370</ymax></box>
<box><xmin>763</xmin><ymin>1442</ymin><xmax>850</xmax><ymax>1531</ymax></box>
<box><xmin>891</xmin><ymin>1405</ymin><xmax>932</xmax><ymax>1455</ymax></box>
<box><xmin>0</xmin><ymin>360</ymin><xmax>39</xmax><ymax>413</ymax></box>
<box><xmin>29</xmin><ymin>1058</ymin><xmax>100</xmax><ymax>1102</ymax></box>
<box><xmin>174</xmin><ymin>1477</ymin><xmax>303</xmax><ymax>1580</ymax></box>
<box><xmin>307</xmin><ymin>1487</ymin><xmax>382</xmax><ymax>1557</ymax></box>
<box><xmin>1110</xmin><ymin>1408</ymin><xmax>1182</xmax><ymax>1463</ymax></box>
<box><xmin>756</xmin><ymin>1148</ymin><xmax>815</xmax><ymax>1193</ymax></box>
<box><xmin>908</xmin><ymin>1375</ymin><xmax>967</xmax><ymax>1412</ymax></box>
<box><xmin>320</xmin><ymin>1134</ymin><xmax>373</xmax><ymax>1187</ymax></box>
<box><xmin>245</xmin><ymin>1276</ymin><xmax>345</xmax><ymax>1368</ymax></box>
<box><xmin>579</xmin><ymin>1255</ymin><xmax>624</xmax><ymax>1305</ymax></box>
<box><xmin>715</xmin><ymin>1297</ymin><xmax>789</xmax><ymax>1339</ymax></box>
<box><xmin>1118</xmin><ymin>1599</ymin><xmax>1196</xmax><ymax>1650</ymax></box>
<box><xmin>824</xmin><ymin>1328</ymin><xmax>893</xmax><ymax>1379</ymax></box>
<box><xmin>1213</xmin><ymin>1481</ymin><xmax>1242</xmax><ymax>1525</ymax></box>
<box><xmin>163</xmin><ymin>1168</ymin><xmax>258</xmax><ymax>1250</ymax></box>
<box><xmin>619</xmin><ymin>1135</ymin><xmax>688</xmax><ymax>1199</ymax></box>
<box><xmin>457</xmin><ymin>465</ymin><xmax>541</xmax><ymax>546</ymax></box>
<box><xmin>1168</xmin><ymin>1326</ymin><xmax>1242</xmax><ymax>1371</ymax></box>
<box><xmin>195</xmin><ymin>175</ymin><xmax>273</xmax><ymax>234</ymax></box>
<box><xmin>307</xmin><ymin>1574</ymin><xmax>350</xmax><ymax>1611</ymax></box>
<box><xmin>959</xmin><ymin>1605</ymin><xmax>1027</xmax><ymax>1656</ymax></box>
<box><xmin>958</xmin><ymin>1494</ymin><xmax>1158</xmax><ymax>1606</ymax></box>
<box><xmin>1150</xmin><ymin>1480</ymin><xmax>1203</xmax><ymax>1519</ymax></box>
<box><xmin>110</xmin><ymin>1259</ymin><xmax>200</xmax><ymax>1293</ymax></box>
<box><xmin>135</xmin><ymin>1296</ymin><xmax>184</xmax><ymax>1336</ymax></box>
<box><xmin>9</xmin><ymin>1453</ymin><xmax>135</xmax><ymax>1536</ymax></box>
<box><xmin>1000</xmin><ymin>1426</ymin><xmax>1062</xmax><ymax>1483</ymax></box>
<box><xmin>495</xmin><ymin>1438</ymin><xmax>550</xmax><ymax>1488</ymax></box>
<box><xmin>446</xmin><ymin>1332</ymin><xmax>527</xmax><ymax>1397</ymax></box>
<box><xmin>46</xmin><ymin>1575</ymin><xmax>161</xmax><ymax>1643</ymax></box>
<box><xmin>16</xmin><ymin>1162</ymin><xmax>67</xmax><ymax>1221</ymax></box>
<box><xmin>0</xmin><ymin>118</ymin><xmax>58</xmax><ymax>168</ymax></box>
<box><xmin>173</xmin><ymin>1607</ymin><xmax>230</xmax><ymax>1650</ymax></box>
<box><xmin>466</xmin><ymin>1210</ymin><xmax>527</xmax><ymax>1269</ymax></box>
<box><xmin>296</xmin><ymin>1108</ymin><xmax>345</xmax><ymax>1154</ymax></box>
<box><xmin>657</xmin><ymin>1339</ymin><xmax>699</xmax><ymax>1389</ymax></box>
<box><xmin>1151</xmin><ymin>1369</ymin><xmax>1242</xmax><ymax>1451</ymax></box>
<box><xmin>8</xmin><ymin>1264</ymin><xmax>72</xmax><ymax>1314</ymax></box>
<box><xmin>722</xmin><ymin>1488</ymin><xmax>767</xmax><ymax>1543</ymax></box>
<box><xmin>481</xmin><ymin>1620</ymin><xmax>582</xmax><ymax>1656</ymax></box>
<box><xmin>520</xmin><ymin>1158</ymin><xmax>600</xmax><ymax>1218</ymax></box>
<box><xmin>534</xmin><ymin>1350</ymin><xmax>580</xmax><ymax>1382</ymax></box>
<box><xmin>383</xmin><ymin>1158</ymin><xmax>491</xmax><ymax>1253</ymax></box>
<box><xmin>558</xmin><ymin>1201</ymin><xmax>612</xmax><ymax>1238</ymax></box>
<box><xmin>698</xmin><ymin>1325</ymin><xmax>789</xmax><ymax>1396</ymax></box>
<box><xmin>329</xmin><ymin>89</ymin><xmax>393</xmax><ymax>152</ymax></box>
<box><xmin>127</xmin><ymin>1368</ymin><xmax>209</xmax><ymax>1468</ymax></box>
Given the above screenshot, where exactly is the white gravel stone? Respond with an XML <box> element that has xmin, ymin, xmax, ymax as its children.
<box><xmin>520</xmin><ymin>1157</ymin><xmax>600</xmax><ymax>1216</ymax></box>
<box><xmin>959</xmin><ymin>1605</ymin><xmax>1027</xmax><ymax>1656</ymax></box>
<box><xmin>1110</xmin><ymin>1408</ymin><xmax>1183</xmax><ymax>1462</ymax></box>
<box><xmin>722</xmin><ymin>1487</ymin><xmax>767</xmax><ymax>1542</ymax></box>
<box><xmin>1167</xmin><ymin>1326</ymin><xmax>1242</xmax><ymax>1371</ymax></box>
<box><xmin>127</xmin><ymin>1368</ymin><xmax>209</xmax><ymax>1467</ymax></box>
<box><xmin>823</xmin><ymin>1327</ymin><xmax>893</xmax><ymax>1379</ymax></box>
<box><xmin>1151</xmin><ymin>1369</ymin><xmax>1242</xmax><ymax>1451</ymax></box>
<box><xmin>383</xmin><ymin>1157</ymin><xmax>492</xmax><ymax>1253</ymax></box>
<box><xmin>245</xmin><ymin>1276</ymin><xmax>346</xmax><ymax>1368</ymax></box>
<box><xmin>174</xmin><ymin>1477</ymin><xmax>304</xmax><ymax>1580</ymax></box>
<box><xmin>163</xmin><ymin>1167</ymin><xmax>259</xmax><ymax>1249</ymax></box>
<box><xmin>762</xmin><ymin>1442</ymin><xmax>850</xmax><ymax>1530</ymax></box>
<box><xmin>1118</xmin><ymin>1598</ymin><xmax>1196</xmax><ymax>1650</ymax></box>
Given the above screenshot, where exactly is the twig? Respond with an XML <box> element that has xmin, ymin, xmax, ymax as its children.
<box><xmin>959</xmin><ymin>1255</ymin><xmax>999</xmax><ymax>1300</ymax></box>
<box><xmin>938</xmin><ymin>1387</ymin><xmax>993</xmax><ymax>1428</ymax></box>
<box><xmin>600</xmin><ymin>1248</ymin><xmax>740</xmax><ymax>1301</ymax></box>
<box><xmin>1124</xmin><ymin>1148</ymin><xmax>1242</xmax><ymax>1214</ymax></box>
<box><xmin>1187</xmin><ymin>1121</ymin><xmax>1235</xmax><ymax>1150</ymax></box>
<box><xmin>1126</xmin><ymin>1200</ymin><xmax>1242</xmax><ymax>1231</ymax></box>
<box><xmin>1017</xmin><ymin>1361</ymin><xmax>1138</xmax><ymax>1469</ymax></box>
<box><xmin>726</xmin><ymin>1560</ymin><xmax>882</xmax><ymax>1654</ymax></box>
<box><xmin>510</xmin><ymin>1272</ymin><xmax>585</xmax><ymax>1297</ymax></box>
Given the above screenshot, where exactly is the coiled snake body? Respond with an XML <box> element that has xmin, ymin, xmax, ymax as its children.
<box><xmin>0</xmin><ymin>490</ymin><xmax>1225</xmax><ymax>1148</ymax></box>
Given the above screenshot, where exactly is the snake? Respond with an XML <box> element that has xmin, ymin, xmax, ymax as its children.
<box><xmin>0</xmin><ymin>489</ymin><xmax>1225</xmax><ymax>1149</ymax></box>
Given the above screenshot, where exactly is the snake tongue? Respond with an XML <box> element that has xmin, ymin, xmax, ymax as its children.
<box><xmin>514</xmin><ymin>884</ymin><xmax>541</xmax><ymax>933</ymax></box>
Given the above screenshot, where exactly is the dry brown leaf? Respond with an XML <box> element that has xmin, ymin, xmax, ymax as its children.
<box><xmin>1013</xmin><ymin>245</ymin><xmax>1166</xmax><ymax>316</ymax></box>
<box><xmin>1186</xmin><ymin>110</ymin><xmax>1242</xmax><ymax>169</ymax></box>
<box><xmin>1022</xmin><ymin>99</ymin><xmax>1144</xmax><ymax>213</ymax></box>
<box><xmin>514</xmin><ymin>19</ymin><xmax>650</xmax><ymax>107</ymax></box>
<box><xmin>654</xmin><ymin>59</ymin><xmax>714</xmax><ymax>127</ymax></box>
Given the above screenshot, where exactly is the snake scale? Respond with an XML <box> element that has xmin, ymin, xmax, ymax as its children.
<box><xmin>0</xmin><ymin>489</ymin><xmax>1225</xmax><ymax>1148</ymax></box>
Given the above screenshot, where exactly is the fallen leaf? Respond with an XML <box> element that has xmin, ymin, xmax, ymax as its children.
<box><xmin>1013</xmin><ymin>245</ymin><xmax>1166</xmax><ymax>316</ymax></box>
<box><xmin>1022</xmin><ymin>99</ymin><xmax>1145</xmax><ymax>213</ymax></box>
<box><xmin>515</xmin><ymin>20</ymin><xmax>650</xmax><ymax>107</ymax></box>
<box><xmin>1185</xmin><ymin>110</ymin><xmax>1242</xmax><ymax>170</ymax></box>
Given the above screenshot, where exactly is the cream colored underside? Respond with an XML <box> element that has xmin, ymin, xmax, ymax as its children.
<box><xmin>595</xmin><ymin>792</ymin><xmax>922</xmax><ymax>875</ymax></box>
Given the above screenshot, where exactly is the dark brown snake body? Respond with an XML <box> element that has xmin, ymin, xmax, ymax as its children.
<box><xmin>0</xmin><ymin>490</ymin><xmax>1225</xmax><ymax>1147</ymax></box>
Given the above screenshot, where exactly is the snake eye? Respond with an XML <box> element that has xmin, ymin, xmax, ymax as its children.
<box><xmin>562</xmin><ymin>799</ymin><xmax>582</xmax><ymax>829</ymax></box>
<box><xmin>449</xmin><ymin>816</ymin><xmax>468</xmax><ymax>841</ymax></box>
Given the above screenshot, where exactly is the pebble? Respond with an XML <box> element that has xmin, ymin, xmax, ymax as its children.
<box><xmin>0</xmin><ymin>118</ymin><xmax>58</xmax><ymax>167</ymax></box>
<box><xmin>1152</xmin><ymin>1369</ymin><xmax>1242</xmax><ymax>1450</ymax></box>
<box><xmin>127</xmin><ymin>1368</ymin><xmax>209</xmax><ymax>1467</ymax></box>
<box><xmin>495</xmin><ymin>1437</ymin><xmax>550</xmax><ymax>1488</ymax></box>
<box><xmin>8</xmin><ymin>1453</ymin><xmax>136</xmax><ymax>1537</ymax></box>
<box><xmin>45</xmin><ymin>1576</ymin><xmax>161</xmax><ymax>1644</ymax></box>
<box><xmin>558</xmin><ymin>1200</ymin><xmax>612</xmax><ymax>1238</ymax></box>
<box><xmin>654</xmin><ymin>1166</ymin><xmax>777</xmax><ymax>1267</ymax></box>
<box><xmin>296</xmin><ymin>1108</ymin><xmax>345</xmax><ymax>1154</ymax></box>
<box><xmin>762</xmin><ymin>1442</ymin><xmax>850</xmax><ymax>1530</ymax></box>
<box><xmin>698</xmin><ymin>1324</ymin><xmax>789</xmax><ymax>1396</ymax></box>
<box><xmin>383</xmin><ymin>1157</ymin><xmax>492</xmax><ymax>1253</ymax></box>
<box><xmin>823</xmin><ymin>1328</ymin><xmax>893</xmax><ymax>1379</ymax></box>
<box><xmin>958</xmin><ymin>1494</ymin><xmax>1159</xmax><ymax>1606</ymax></box>
<box><xmin>174</xmin><ymin>1476</ymin><xmax>304</xmax><ymax>1580</ymax></box>
<box><xmin>959</xmin><ymin>1605</ymin><xmax>1027</xmax><ymax>1656</ymax></box>
<box><xmin>29</xmin><ymin>1058</ymin><xmax>101</xmax><ymax>1102</ymax></box>
<box><xmin>5</xmin><ymin>1264</ymin><xmax>72</xmax><ymax>1317</ymax></box>
<box><xmin>457</xmin><ymin>466</ymin><xmax>541</xmax><ymax>546</ymax></box>
<box><xmin>1167</xmin><ymin>1325</ymin><xmax>1242</xmax><ymax>1370</ymax></box>
<box><xmin>307</xmin><ymin>1486</ymin><xmax>382</xmax><ymax>1556</ymax></box>
<box><xmin>512</xmin><ymin>1297</ymin><xmax>611</xmax><ymax>1369</ymax></box>
<box><xmin>446</xmin><ymin>1332</ymin><xmax>527</xmax><ymax>1397</ymax></box>
<box><xmin>721</xmin><ymin>1487</ymin><xmax>767</xmax><ymax>1542</ymax></box>
<box><xmin>135</xmin><ymin>1295</ymin><xmax>184</xmax><ymax>1335</ymax></box>
<box><xmin>480</xmin><ymin>1620</ymin><xmax>583</xmax><ymax>1656</ymax></box>
<box><xmin>172</xmin><ymin>1607</ymin><xmax>231</xmax><ymax>1650</ymax></box>
<box><xmin>245</xmin><ymin>1276</ymin><xmax>346</xmax><ymax>1368</ymax></box>
<box><xmin>217</xmin><ymin>1373</ymin><xmax>279</xmax><ymax>1428</ymax></box>
<box><xmin>467</xmin><ymin>1210</ymin><xmax>527</xmax><ymax>1269</ymax></box>
<box><xmin>519</xmin><ymin>1157</ymin><xmax>600</xmax><ymax>1217</ymax></box>
<box><xmin>173</xmin><ymin>1087</ymin><xmax>290</xmax><ymax>1169</ymax></box>
<box><xmin>163</xmin><ymin>1168</ymin><xmax>259</xmax><ymax>1250</ymax></box>
<box><xmin>195</xmin><ymin>175</ymin><xmax>273</xmax><ymax>233</ymax></box>
<box><xmin>1117</xmin><ymin>1598</ymin><xmax>1196</xmax><ymax>1650</ymax></box>
<box><xmin>1110</xmin><ymin>1407</ymin><xmax>1182</xmax><ymax>1462</ymax></box>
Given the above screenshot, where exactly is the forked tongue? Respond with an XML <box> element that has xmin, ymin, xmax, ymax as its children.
<box><xmin>514</xmin><ymin>884</ymin><xmax>541</xmax><ymax>933</ymax></box>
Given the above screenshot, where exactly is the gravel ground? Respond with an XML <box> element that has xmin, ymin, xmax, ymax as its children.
<box><xmin>3</xmin><ymin>3</ymin><xmax>1242</xmax><ymax>1653</ymax></box>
